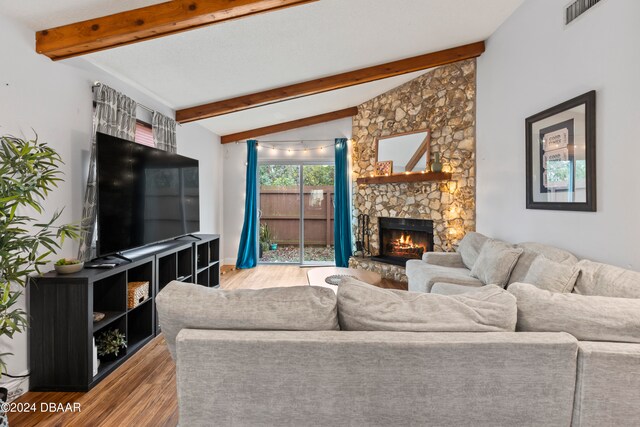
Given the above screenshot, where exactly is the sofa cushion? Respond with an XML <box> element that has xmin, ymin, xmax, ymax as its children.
<box><xmin>456</xmin><ymin>232</ymin><xmax>489</xmax><ymax>269</ymax></box>
<box><xmin>406</xmin><ymin>260</ymin><xmax>482</xmax><ymax>293</ymax></box>
<box><xmin>522</xmin><ymin>256</ymin><xmax>579</xmax><ymax>293</ymax></box>
<box><xmin>430</xmin><ymin>282</ymin><xmax>483</xmax><ymax>296</ymax></box>
<box><xmin>508</xmin><ymin>282</ymin><xmax>640</xmax><ymax>343</ymax></box>
<box><xmin>573</xmin><ymin>259</ymin><xmax>640</xmax><ymax>298</ymax></box>
<box><xmin>338</xmin><ymin>278</ymin><xmax>516</xmax><ymax>332</ymax></box>
<box><xmin>509</xmin><ymin>242</ymin><xmax>578</xmax><ymax>285</ymax></box>
<box><xmin>156</xmin><ymin>281</ymin><xmax>339</xmax><ymax>359</ymax></box>
<box><xmin>470</xmin><ymin>240</ymin><xmax>523</xmax><ymax>287</ymax></box>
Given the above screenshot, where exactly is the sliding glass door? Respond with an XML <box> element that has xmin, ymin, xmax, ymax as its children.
<box><xmin>302</xmin><ymin>165</ymin><xmax>335</xmax><ymax>264</ymax></box>
<box><xmin>258</xmin><ymin>162</ymin><xmax>335</xmax><ymax>265</ymax></box>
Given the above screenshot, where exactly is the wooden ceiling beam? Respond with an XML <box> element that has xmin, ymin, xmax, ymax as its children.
<box><xmin>220</xmin><ymin>107</ymin><xmax>358</xmax><ymax>143</ymax></box>
<box><xmin>176</xmin><ymin>41</ymin><xmax>485</xmax><ymax>123</ymax></box>
<box><xmin>36</xmin><ymin>0</ymin><xmax>318</xmax><ymax>60</ymax></box>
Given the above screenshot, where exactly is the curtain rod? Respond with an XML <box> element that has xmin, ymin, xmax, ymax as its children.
<box><xmin>254</xmin><ymin>139</ymin><xmax>337</xmax><ymax>143</ymax></box>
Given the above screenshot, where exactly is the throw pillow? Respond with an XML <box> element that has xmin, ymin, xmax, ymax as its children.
<box><xmin>469</xmin><ymin>240</ymin><xmax>523</xmax><ymax>287</ymax></box>
<box><xmin>456</xmin><ymin>232</ymin><xmax>490</xmax><ymax>270</ymax></box>
<box><xmin>508</xmin><ymin>242</ymin><xmax>578</xmax><ymax>284</ymax></box>
<box><xmin>573</xmin><ymin>259</ymin><xmax>640</xmax><ymax>298</ymax></box>
<box><xmin>337</xmin><ymin>278</ymin><xmax>516</xmax><ymax>332</ymax></box>
<box><xmin>522</xmin><ymin>256</ymin><xmax>579</xmax><ymax>293</ymax></box>
<box><xmin>157</xmin><ymin>281</ymin><xmax>339</xmax><ymax>359</ymax></box>
<box><xmin>508</xmin><ymin>282</ymin><xmax>640</xmax><ymax>343</ymax></box>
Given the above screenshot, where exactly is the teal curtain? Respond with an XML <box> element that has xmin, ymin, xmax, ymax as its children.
<box><xmin>236</xmin><ymin>140</ymin><xmax>258</xmax><ymax>269</ymax></box>
<box><xmin>334</xmin><ymin>138</ymin><xmax>353</xmax><ymax>267</ymax></box>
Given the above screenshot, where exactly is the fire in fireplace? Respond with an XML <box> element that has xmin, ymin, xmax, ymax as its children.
<box><xmin>372</xmin><ymin>217</ymin><xmax>433</xmax><ymax>266</ymax></box>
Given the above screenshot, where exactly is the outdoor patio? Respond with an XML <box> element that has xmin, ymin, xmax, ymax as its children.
<box><xmin>259</xmin><ymin>245</ymin><xmax>335</xmax><ymax>263</ymax></box>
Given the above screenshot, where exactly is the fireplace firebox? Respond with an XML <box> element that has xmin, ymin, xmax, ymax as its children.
<box><xmin>372</xmin><ymin>217</ymin><xmax>433</xmax><ymax>266</ymax></box>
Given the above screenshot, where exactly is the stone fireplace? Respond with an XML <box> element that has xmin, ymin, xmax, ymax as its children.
<box><xmin>349</xmin><ymin>59</ymin><xmax>477</xmax><ymax>282</ymax></box>
<box><xmin>372</xmin><ymin>217</ymin><xmax>433</xmax><ymax>266</ymax></box>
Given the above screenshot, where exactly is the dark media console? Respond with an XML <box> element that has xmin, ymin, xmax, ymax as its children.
<box><xmin>28</xmin><ymin>234</ymin><xmax>220</xmax><ymax>391</ymax></box>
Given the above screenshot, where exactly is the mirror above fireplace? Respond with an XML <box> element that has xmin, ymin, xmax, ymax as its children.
<box><xmin>376</xmin><ymin>129</ymin><xmax>430</xmax><ymax>173</ymax></box>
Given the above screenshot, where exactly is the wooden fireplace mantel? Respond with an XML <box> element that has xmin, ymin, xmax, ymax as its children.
<box><xmin>356</xmin><ymin>171</ymin><xmax>452</xmax><ymax>185</ymax></box>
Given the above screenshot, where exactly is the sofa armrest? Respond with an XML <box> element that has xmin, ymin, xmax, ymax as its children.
<box><xmin>422</xmin><ymin>252</ymin><xmax>465</xmax><ymax>268</ymax></box>
<box><xmin>572</xmin><ymin>341</ymin><xmax>640</xmax><ymax>426</ymax></box>
<box><xmin>176</xmin><ymin>329</ymin><xmax>577</xmax><ymax>427</ymax></box>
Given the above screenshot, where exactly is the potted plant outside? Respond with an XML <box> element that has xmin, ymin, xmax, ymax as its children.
<box><xmin>260</xmin><ymin>223</ymin><xmax>273</xmax><ymax>251</ymax></box>
<box><xmin>0</xmin><ymin>134</ymin><xmax>79</xmax><ymax>403</ymax></box>
<box><xmin>96</xmin><ymin>329</ymin><xmax>127</xmax><ymax>362</ymax></box>
<box><xmin>261</xmin><ymin>224</ymin><xmax>279</xmax><ymax>250</ymax></box>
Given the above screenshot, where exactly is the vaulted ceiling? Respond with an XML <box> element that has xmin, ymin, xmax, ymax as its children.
<box><xmin>1</xmin><ymin>0</ymin><xmax>524</xmax><ymax>137</ymax></box>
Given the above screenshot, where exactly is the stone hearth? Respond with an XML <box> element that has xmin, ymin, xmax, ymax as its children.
<box><xmin>349</xmin><ymin>256</ymin><xmax>408</xmax><ymax>283</ymax></box>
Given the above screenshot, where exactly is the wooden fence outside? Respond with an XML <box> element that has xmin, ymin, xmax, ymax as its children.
<box><xmin>260</xmin><ymin>186</ymin><xmax>334</xmax><ymax>247</ymax></box>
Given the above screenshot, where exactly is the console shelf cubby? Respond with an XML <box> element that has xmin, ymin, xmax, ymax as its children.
<box><xmin>193</xmin><ymin>234</ymin><xmax>220</xmax><ymax>288</ymax></box>
<box><xmin>28</xmin><ymin>234</ymin><xmax>217</xmax><ymax>392</ymax></box>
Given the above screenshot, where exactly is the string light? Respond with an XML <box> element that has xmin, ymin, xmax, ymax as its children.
<box><xmin>254</xmin><ymin>139</ymin><xmax>337</xmax><ymax>153</ymax></box>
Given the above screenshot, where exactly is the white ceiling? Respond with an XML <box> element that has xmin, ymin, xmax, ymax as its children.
<box><xmin>1</xmin><ymin>0</ymin><xmax>523</xmax><ymax>137</ymax></box>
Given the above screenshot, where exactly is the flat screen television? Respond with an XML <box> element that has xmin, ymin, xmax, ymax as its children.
<box><xmin>96</xmin><ymin>132</ymin><xmax>200</xmax><ymax>257</ymax></box>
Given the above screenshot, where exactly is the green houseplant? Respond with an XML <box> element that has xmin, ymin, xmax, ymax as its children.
<box><xmin>96</xmin><ymin>329</ymin><xmax>127</xmax><ymax>361</ymax></box>
<box><xmin>0</xmin><ymin>134</ymin><xmax>79</xmax><ymax>375</ymax></box>
<box><xmin>259</xmin><ymin>223</ymin><xmax>271</xmax><ymax>255</ymax></box>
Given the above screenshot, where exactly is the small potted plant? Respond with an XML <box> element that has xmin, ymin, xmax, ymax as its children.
<box><xmin>260</xmin><ymin>223</ymin><xmax>272</xmax><ymax>251</ymax></box>
<box><xmin>96</xmin><ymin>329</ymin><xmax>127</xmax><ymax>362</ymax></box>
<box><xmin>261</xmin><ymin>224</ymin><xmax>279</xmax><ymax>250</ymax></box>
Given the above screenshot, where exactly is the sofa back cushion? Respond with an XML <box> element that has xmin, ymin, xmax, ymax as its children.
<box><xmin>456</xmin><ymin>232</ymin><xmax>489</xmax><ymax>269</ymax></box>
<box><xmin>508</xmin><ymin>242</ymin><xmax>578</xmax><ymax>285</ymax></box>
<box><xmin>573</xmin><ymin>260</ymin><xmax>640</xmax><ymax>298</ymax></box>
<box><xmin>469</xmin><ymin>240</ymin><xmax>523</xmax><ymax>287</ymax></box>
<box><xmin>337</xmin><ymin>278</ymin><xmax>516</xmax><ymax>332</ymax></box>
<box><xmin>157</xmin><ymin>281</ymin><xmax>339</xmax><ymax>359</ymax></box>
<box><xmin>522</xmin><ymin>256</ymin><xmax>579</xmax><ymax>293</ymax></box>
<box><xmin>509</xmin><ymin>282</ymin><xmax>640</xmax><ymax>343</ymax></box>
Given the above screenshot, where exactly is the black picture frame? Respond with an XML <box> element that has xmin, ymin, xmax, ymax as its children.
<box><xmin>525</xmin><ymin>90</ymin><xmax>596</xmax><ymax>211</ymax></box>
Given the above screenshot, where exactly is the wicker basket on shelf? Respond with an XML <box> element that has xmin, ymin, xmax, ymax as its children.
<box><xmin>127</xmin><ymin>281</ymin><xmax>149</xmax><ymax>309</ymax></box>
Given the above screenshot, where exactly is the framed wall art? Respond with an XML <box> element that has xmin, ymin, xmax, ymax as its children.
<box><xmin>525</xmin><ymin>90</ymin><xmax>596</xmax><ymax>211</ymax></box>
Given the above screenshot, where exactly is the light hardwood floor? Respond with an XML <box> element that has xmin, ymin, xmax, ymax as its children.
<box><xmin>220</xmin><ymin>264</ymin><xmax>308</xmax><ymax>289</ymax></box>
<box><xmin>10</xmin><ymin>265</ymin><xmax>406</xmax><ymax>426</ymax></box>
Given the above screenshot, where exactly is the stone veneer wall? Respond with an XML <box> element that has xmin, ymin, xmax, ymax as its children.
<box><xmin>351</xmin><ymin>59</ymin><xmax>476</xmax><ymax>255</ymax></box>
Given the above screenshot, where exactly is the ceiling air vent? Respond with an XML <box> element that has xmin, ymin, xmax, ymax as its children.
<box><xmin>566</xmin><ymin>0</ymin><xmax>602</xmax><ymax>25</ymax></box>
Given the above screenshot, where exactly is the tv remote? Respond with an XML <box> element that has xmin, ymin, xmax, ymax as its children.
<box><xmin>86</xmin><ymin>263</ymin><xmax>117</xmax><ymax>269</ymax></box>
<box><xmin>99</xmin><ymin>263</ymin><xmax>117</xmax><ymax>268</ymax></box>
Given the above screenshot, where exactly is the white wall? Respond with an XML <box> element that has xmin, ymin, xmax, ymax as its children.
<box><xmin>0</xmin><ymin>11</ymin><xmax>221</xmax><ymax>395</ymax></box>
<box><xmin>222</xmin><ymin>119</ymin><xmax>352</xmax><ymax>265</ymax></box>
<box><xmin>177</xmin><ymin>124</ymin><xmax>223</xmax><ymax>234</ymax></box>
<box><xmin>477</xmin><ymin>0</ymin><xmax>640</xmax><ymax>270</ymax></box>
